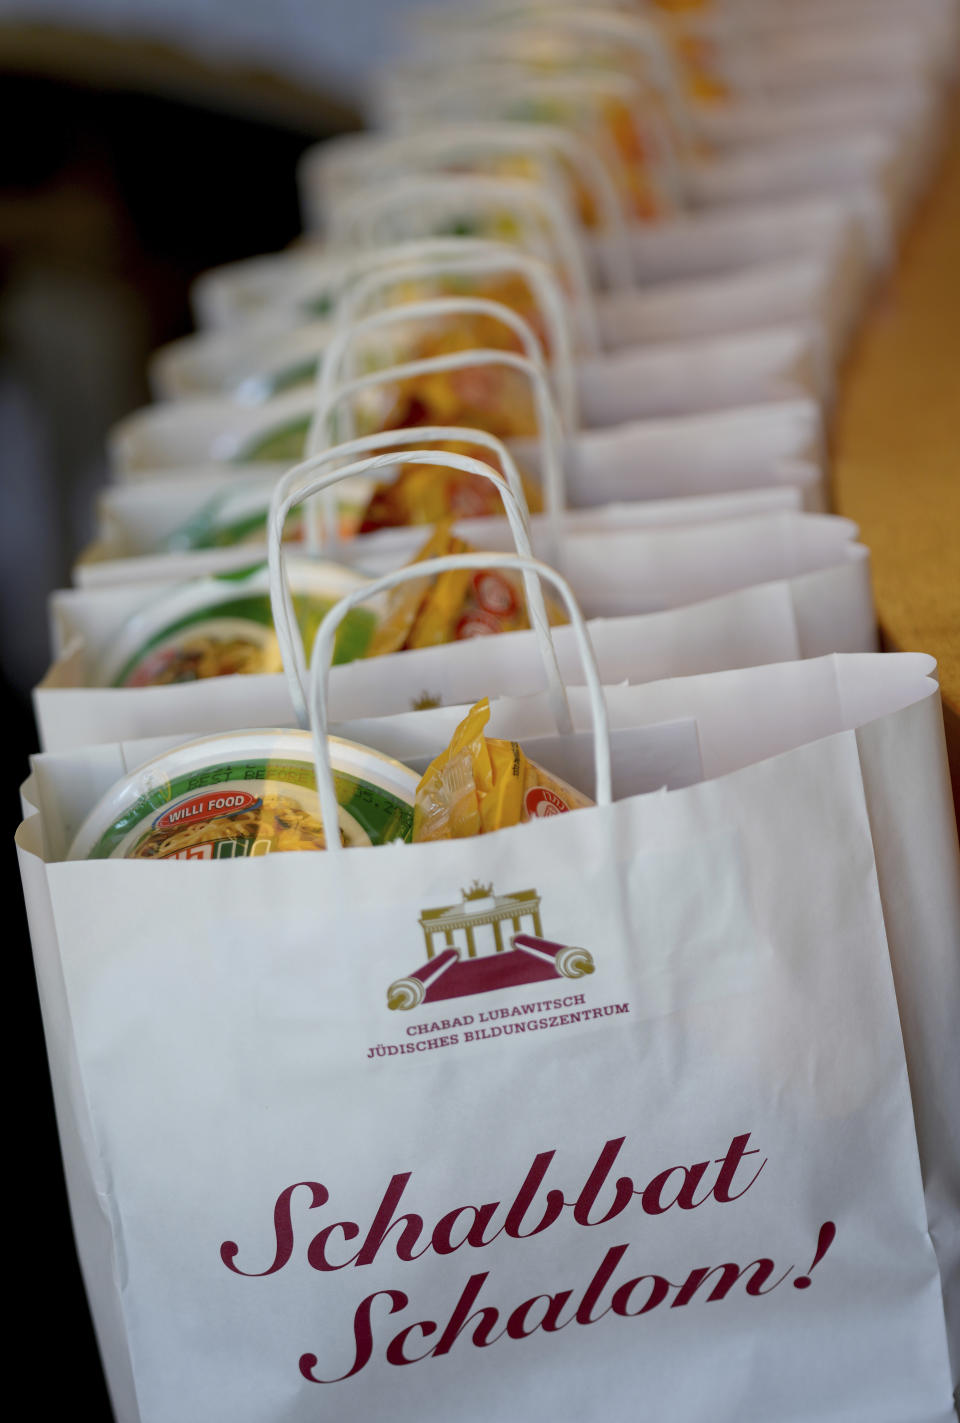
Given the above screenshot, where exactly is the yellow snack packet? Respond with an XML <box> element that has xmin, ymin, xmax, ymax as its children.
<box><xmin>359</xmin><ymin>439</ymin><xmax>543</xmax><ymax>532</ymax></box>
<box><xmin>413</xmin><ymin>698</ymin><xmax>593</xmax><ymax>842</ymax></box>
<box><xmin>366</xmin><ymin>522</ymin><xmax>471</xmax><ymax>658</ymax></box>
<box><xmin>366</xmin><ymin>523</ymin><xmax>568</xmax><ymax>659</ymax></box>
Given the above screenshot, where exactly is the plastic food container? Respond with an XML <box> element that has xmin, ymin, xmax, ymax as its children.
<box><xmin>100</xmin><ymin>560</ymin><xmax>377</xmax><ymax>688</ymax></box>
<box><xmin>68</xmin><ymin>729</ymin><xmax>419</xmax><ymax>860</ymax></box>
<box><xmin>231</xmin><ymin>413</ymin><xmax>313</xmax><ymax>465</ymax></box>
<box><xmin>164</xmin><ymin>479</ymin><xmax>372</xmax><ymax>550</ymax></box>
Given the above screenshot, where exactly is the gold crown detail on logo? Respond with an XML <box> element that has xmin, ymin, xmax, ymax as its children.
<box><xmin>462</xmin><ymin>880</ymin><xmax>494</xmax><ymax>901</ymax></box>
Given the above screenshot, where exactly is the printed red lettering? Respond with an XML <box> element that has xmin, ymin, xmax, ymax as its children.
<box><xmin>574</xmin><ymin>1244</ymin><xmax>629</xmax><ymax>1324</ymax></box>
<box><xmin>430</xmin><ymin>1273</ymin><xmax>504</xmax><ymax>1355</ymax></box>
<box><xmin>671</xmin><ymin>1259</ymin><xmax>791</xmax><ymax>1305</ymax></box>
<box><xmin>220</xmin><ymin>1180</ymin><xmax>327</xmax><ymax>1277</ymax></box>
<box><xmin>711</xmin><ymin>1134</ymin><xmax>767</xmax><ymax>1203</ymax></box>
<box><xmin>640</xmin><ymin>1162</ymin><xmax>711</xmax><ymax>1215</ymax></box>
<box><xmin>431</xmin><ymin>1203</ymin><xmax>501</xmax><ymax>1255</ymax></box>
<box><xmin>572</xmin><ymin>1138</ymin><xmax>634</xmax><ymax>1227</ymax></box>
<box><xmin>506</xmin><ymin>1290</ymin><xmax>575</xmax><ymax>1339</ymax></box>
<box><xmin>354</xmin><ymin>1174</ymin><xmax>428</xmax><ymax>1267</ymax></box>
<box><xmin>503</xmin><ymin>1152</ymin><xmax>565</xmax><ymax>1240</ymax></box>
<box><xmin>306</xmin><ymin>1219</ymin><xmax>360</xmax><ymax>1271</ymax></box>
<box><xmin>300</xmin><ymin>1289</ymin><xmax>408</xmax><ymax>1383</ymax></box>
<box><xmin>611</xmin><ymin>1274</ymin><xmax>671</xmax><ymax>1316</ymax></box>
<box><xmin>385</xmin><ymin>1321</ymin><xmax>437</xmax><ymax>1366</ymax></box>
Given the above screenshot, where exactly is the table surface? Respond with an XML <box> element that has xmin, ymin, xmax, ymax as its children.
<box><xmin>833</xmin><ymin>102</ymin><xmax>960</xmax><ymax>815</ymax></box>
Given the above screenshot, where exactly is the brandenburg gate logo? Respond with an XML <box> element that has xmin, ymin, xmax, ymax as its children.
<box><xmin>387</xmin><ymin>881</ymin><xmax>595</xmax><ymax>1010</ymax></box>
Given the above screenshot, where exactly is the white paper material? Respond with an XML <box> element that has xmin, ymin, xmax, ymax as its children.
<box><xmin>18</xmin><ymin>653</ymin><xmax>960</xmax><ymax>1418</ymax></box>
<box><xmin>108</xmin><ymin>394</ymin><xmax>306</xmax><ymax>475</ymax></box>
<box><xmin>78</xmin><ymin>465</ymin><xmax>284</xmax><ymax>585</ymax></box>
<box><xmin>25</xmin><ymin>716</ymin><xmax>703</xmax><ymax>864</ymax></box>
<box><xmin>576</xmin><ymin>323</ymin><xmax>828</xmax><ymax>425</ymax></box>
<box><xmin>16</xmin><ymin>817</ymin><xmax>142</xmax><ymax>1423</ymax></box>
<box><xmin>690</xmin><ymin>128</ymin><xmax>897</xmax><ymax>203</ymax></box>
<box><xmin>37</xmin><ymin>513</ymin><xmax>873</xmax><ymax>752</ymax></box>
<box><xmin>516</xmin><ymin>400</ymin><xmax>825</xmax><ymax>510</ymax></box>
<box><xmin>32</xmin><ymin>564</ymin><xmax>861</xmax><ymax>752</ymax></box>
<box><xmin>724</xmin><ymin>20</ymin><xmax>943</xmax><ymax>93</ymax></box>
<box><xmin>59</xmin><ymin>508</ymin><xmax>857</xmax><ymax>659</ymax></box>
<box><xmin>329</xmin><ymin>656</ymin><xmax>932</xmax><ymax>776</ymax></box>
<box><xmin>194</xmin><ymin>201</ymin><xmax>862</xmax><ymax>336</ymax></box>
<box><xmin>411</xmin><ymin>720</ymin><xmax>706</xmax><ymax>802</ymax></box>
<box><xmin>107</xmin><ymin>395</ymin><xmax>825</xmax><ymax>510</ymax></box>
<box><xmin>191</xmin><ymin>248</ymin><xmax>336</xmax><ymax>333</ymax></box>
<box><xmin>586</xmin><ymin>190</ymin><xmax>888</xmax><ymax>290</ymax></box>
<box><xmin>694</xmin><ymin>78</ymin><xmax>937</xmax><ymax>153</ymax></box>
<box><xmin>593</xmin><ymin>244</ymin><xmax>864</xmax><ymax>367</ymax></box>
<box><xmin>151</xmin><ymin>316</ymin><xmax>825</xmax><ymax>426</ymax></box>
<box><xmin>76</xmin><ymin>480</ymin><xmax>805</xmax><ymax>590</ymax></box>
<box><xmin>723</xmin><ymin>0</ymin><xmax>957</xmax><ymax>60</ymax></box>
<box><xmin>150</xmin><ymin>317</ymin><xmax>332</xmax><ymax>403</ymax></box>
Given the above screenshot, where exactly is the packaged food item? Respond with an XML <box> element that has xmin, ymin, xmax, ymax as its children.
<box><xmin>359</xmin><ymin>440</ymin><xmax>544</xmax><ymax>533</ymax></box>
<box><xmin>233</xmin><ymin>303</ymin><xmax>541</xmax><ymax>468</ymax></box>
<box><xmin>413</xmin><ymin>697</ymin><xmax>592</xmax><ymax>842</ymax></box>
<box><xmin>367</xmin><ymin>521</ymin><xmax>566</xmax><ymax>657</ymax></box>
<box><xmin>68</xmin><ymin>730</ymin><xmax>418</xmax><ymax>860</ymax></box>
<box><xmin>164</xmin><ymin>480</ymin><xmax>372</xmax><ymax>551</ymax></box>
<box><xmin>101</xmin><ymin>561</ymin><xmax>377</xmax><ymax>688</ymax></box>
<box><xmin>362</xmin><ymin>326</ymin><xmax>537</xmax><ymax>441</ymax></box>
<box><xmin>354</xmin><ymin>271</ymin><xmax>554</xmax><ymax>358</ymax></box>
<box><xmin>599</xmin><ymin>90</ymin><xmax>670</xmax><ymax>221</ymax></box>
<box><xmin>646</xmin><ymin>0</ymin><xmax>729</xmax><ymax>105</ymax></box>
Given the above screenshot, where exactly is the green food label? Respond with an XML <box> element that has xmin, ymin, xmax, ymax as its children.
<box><xmin>232</xmin><ymin>416</ymin><xmax>311</xmax><ymax>465</ymax></box>
<box><xmin>301</xmin><ymin>291</ymin><xmax>334</xmax><ymax>319</ymax></box>
<box><xmin>87</xmin><ymin>757</ymin><xmax>414</xmax><ymax>859</ymax></box>
<box><xmin>241</xmin><ymin>357</ymin><xmax>321</xmax><ymax>402</ymax></box>
<box><xmin>113</xmin><ymin>592</ymin><xmax>376</xmax><ymax>687</ymax></box>
<box><xmin>165</xmin><ymin>495</ymin><xmax>304</xmax><ymax>551</ymax></box>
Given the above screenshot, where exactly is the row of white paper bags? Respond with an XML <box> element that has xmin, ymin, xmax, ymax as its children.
<box><xmin>69</xmin><ymin>106</ymin><xmax>870</xmax><ymax>719</ymax></box>
<box><xmin>55</xmin><ymin>0</ymin><xmax>954</xmax><ymax>738</ymax></box>
<box><xmin>85</xmin><ymin>0</ymin><xmax>958</xmax><ymax>548</ymax></box>
<box><xmin>19</xmin><ymin>4</ymin><xmax>960</xmax><ymax>1420</ymax></box>
<box><xmin>20</xmin><ymin>511</ymin><xmax>960</xmax><ymax>1419</ymax></box>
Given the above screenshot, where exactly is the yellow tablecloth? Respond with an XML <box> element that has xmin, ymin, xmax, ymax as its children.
<box><xmin>834</xmin><ymin>104</ymin><xmax>960</xmax><ymax>816</ymax></box>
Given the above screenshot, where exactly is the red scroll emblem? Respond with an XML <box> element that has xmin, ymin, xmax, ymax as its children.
<box><xmin>387</xmin><ymin>882</ymin><xmax>595</xmax><ymax>1010</ymax></box>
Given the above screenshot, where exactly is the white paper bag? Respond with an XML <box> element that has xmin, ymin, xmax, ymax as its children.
<box><xmin>110</xmin><ymin>328</ymin><xmax>828</xmax><ymax>481</ymax></box>
<box><xmin>694</xmin><ymin>77</ymin><xmax>938</xmax><ymax>153</ymax></box>
<box><xmin>514</xmin><ymin>399</ymin><xmax>825</xmax><ymax>510</ymax></box>
<box><xmin>191</xmin><ymin>247</ymin><xmax>338</xmax><ymax>332</ymax></box>
<box><xmin>76</xmin><ymin>475</ymin><xmax>804</xmax><ymax>590</ymax></box>
<box><xmin>150</xmin><ymin>314</ymin><xmax>331</xmax><ymax>403</ymax></box>
<box><xmin>188</xmin><ymin>194</ymin><xmax>872</xmax><ymax>335</ymax></box>
<box><xmin>724</xmin><ymin>19</ymin><xmax>944</xmax><ymax>93</ymax></box>
<box><xmin>151</xmin><ymin>313</ymin><xmax>825</xmax><ymax>426</ymax></box>
<box><xmin>38</xmin><ymin>456</ymin><xmax>870</xmax><ymax>750</ymax></box>
<box><xmin>586</xmin><ymin>187</ymin><xmax>891</xmax><ymax>288</ymax></box>
<box><xmin>108</xmin><ymin>397</ymin><xmax>826</xmax><ymax>521</ymax></box>
<box><xmin>577</xmin><ymin>323</ymin><xmax>829</xmax><ymax>424</ymax></box>
<box><xmin>60</xmin><ymin>506</ymin><xmax>863</xmax><ymax>641</ymax></box>
<box><xmin>32</xmin><ymin>566</ymin><xmax>857</xmax><ymax>753</ymax></box>
<box><xmin>593</xmin><ymin>243</ymin><xmax>864</xmax><ymax>366</ymax></box>
<box><xmin>306</xmin><ymin>300</ymin><xmax>826</xmax><ymax>519</ymax></box>
<box><xmin>18</xmin><ymin>611</ymin><xmax>959</xmax><ymax>1419</ymax></box>
<box><xmin>690</xmin><ymin>127</ymin><xmax>899</xmax><ymax>203</ymax></box>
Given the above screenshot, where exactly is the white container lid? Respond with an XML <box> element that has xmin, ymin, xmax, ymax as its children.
<box><xmin>68</xmin><ymin>728</ymin><xmax>419</xmax><ymax>860</ymax></box>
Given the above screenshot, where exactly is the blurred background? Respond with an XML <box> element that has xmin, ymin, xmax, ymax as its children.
<box><xmin>0</xmin><ymin>3</ymin><xmax>418</xmax><ymax>1410</ymax></box>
